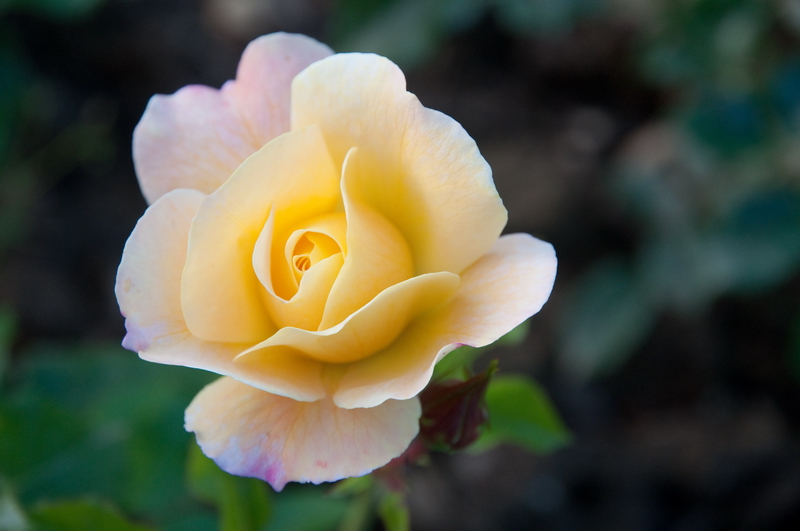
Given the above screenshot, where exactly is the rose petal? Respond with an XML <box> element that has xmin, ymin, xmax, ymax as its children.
<box><xmin>185</xmin><ymin>377</ymin><xmax>421</xmax><ymax>491</ymax></box>
<box><xmin>283</xmin><ymin>213</ymin><xmax>347</xmax><ymax>285</ymax></box>
<box><xmin>142</xmin><ymin>333</ymin><xmax>326</xmax><ymax>402</ymax></box>
<box><xmin>334</xmin><ymin>233</ymin><xmax>557</xmax><ymax>408</ymax></box>
<box><xmin>263</xmin><ymin>252</ymin><xmax>345</xmax><ymax>330</ymax></box>
<box><xmin>133</xmin><ymin>33</ymin><xmax>332</xmax><ymax>204</ymax></box>
<box><xmin>320</xmin><ymin>148</ymin><xmax>414</xmax><ymax>329</ymax></box>
<box><xmin>226</xmin><ymin>33</ymin><xmax>333</xmax><ymax>150</ymax></box>
<box><xmin>253</xmin><ymin>211</ymin><xmax>348</xmax><ymax>329</ymax></box>
<box><xmin>116</xmin><ymin>188</ymin><xmax>325</xmax><ymax>401</ymax></box>
<box><xmin>291</xmin><ymin>54</ymin><xmax>507</xmax><ymax>276</ymax></box>
<box><xmin>237</xmin><ymin>271</ymin><xmax>459</xmax><ymax>365</ymax></box>
<box><xmin>182</xmin><ymin>125</ymin><xmax>339</xmax><ymax>344</ymax></box>
<box><xmin>116</xmin><ymin>188</ymin><xmax>205</xmax><ymax>351</ymax></box>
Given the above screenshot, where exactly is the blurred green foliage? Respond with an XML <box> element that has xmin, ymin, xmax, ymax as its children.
<box><xmin>262</xmin><ymin>485</ymin><xmax>349</xmax><ymax>531</ymax></box>
<box><xmin>186</xmin><ymin>444</ymin><xmax>271</xmax><ymax>531</ymax></box>
<box><xmin>0</xmin><ymin>0</ymin><xmax>105</xmax><ymax>20</ymax></box>
<box><xmin>332</xmin><ymin>0</ymin><xmax>605</xmax><ymax>67</ymax></box>
<box><xmin>28</xmin><ymin>499</ymin><xmax>155</xmax><ymax>531</ymax></box>
<box><xmin>549</xmin><ymin>0</ymin><xmax>800</xmax><ymax>380</ymax></box>
<box><xmin>0</xmin><ymin>343</ymin><xmax>218</xmax><ymax>530</ymax></box>
<box><xmin>0</xmin><ymin>344</ymin><xmax>356</xmax><ymax>531</ymax></box>
<box><xmin>0</xmin><ymin>335</ymin><xmax>564</xmax><ymax>530</ymax></box>
<box><xmin>473</xmin><ymin>375</ymin><xmax>571</xmax><ymax>453</ymax></box>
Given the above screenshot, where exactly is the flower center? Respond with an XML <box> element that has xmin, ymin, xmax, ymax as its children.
<box><xmin>294</xmin><ymin>255</ymin><xmax>311</xmax><ymax>272</ymax></box>
<box><xmin>266</xmin><ymin>211</ymin><xmax>348</xmax><ymax>304</ymax></box>
<box><xmin>289</xmin><ymin>231</ymin><xmax>340</xmax><ymax>283</ymax></box>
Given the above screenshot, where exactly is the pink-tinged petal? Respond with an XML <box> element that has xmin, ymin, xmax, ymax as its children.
<box><xmin>237</xmin><ymin>271</ymin><xmax>459</xmax><ymax>365</ymax></box>
<box><xmin>225</xmin><ymin>33</ymin><xmax>333</xmax><ymax>149</ymax></box>
<box><xmin>133</xmin><ymin>33</ymin><xmax>332</xmax><ymax>204</ymax></box>
<box><xmin>334</xmin><ymin>233</ymin><xmax>557</xmax><ymax>408</ymax></box>
<box><xmin>115</xmin><ymin>187</ymin><xmax>325</xmax><ymax>401</ymax></box>
<box><xmin>182</xmin><ymin>125</ymin><xmax>339</xmax><ymax>344</ymax></box>
<box><xmin>116</xmin><ymin>188</ymin><xmax>205</xmax><ymax>350</ymax></box>
<box><xmin>320</xmin><ymin>148</ymin><xmax>414</xmax><ymax>329</ymax></box>
<box><xmin>291</xmin><ymin>54</ymin><xmax>507</xmax><ymax>276</ymax></box>
<box><xmin>185</xmin><ymin>377</ymin><xmax>421</xmax><ymax>491</ymax></box>
<box><xmin>133</xmin><ymin>87</ymin><xmax>258</xmax><ymax>205</ymax></box>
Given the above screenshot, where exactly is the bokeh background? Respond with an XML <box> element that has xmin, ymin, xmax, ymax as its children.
<box><xmin>3</xmin><ymin>0</ymin><xmax>800</xmax><ymax>530</ymax></box>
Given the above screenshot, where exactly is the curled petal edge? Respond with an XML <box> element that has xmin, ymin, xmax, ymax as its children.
<box><xmin>186</xmin><ymin>376</ymin><xmax>421</xmax><ymax>491</ymax></box>
<box><xmin>334</xmin><ymin>233</ymin><xmax>557</xmax><ymax>409</ymax></box>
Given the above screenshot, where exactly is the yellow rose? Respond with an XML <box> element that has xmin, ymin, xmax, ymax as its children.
<box><xmin>115</xmin><ymin>33</ymin><xmax>556</xmax><ymax>490</ymax></box>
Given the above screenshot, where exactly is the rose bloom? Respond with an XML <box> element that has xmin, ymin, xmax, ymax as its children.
<box><xmin>115</xmin><ymin>33</ymin><xmax>556</xmax><ymax>491</ymax></box>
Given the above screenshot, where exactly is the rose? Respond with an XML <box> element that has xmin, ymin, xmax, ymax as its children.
<box><xmin>115</xmin><ymin>33</ymin><xmax>556</xmax><ymax>491</ymax></box>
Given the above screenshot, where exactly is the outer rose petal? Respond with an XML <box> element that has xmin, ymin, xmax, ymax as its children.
<box><xmin>334</xmin><ymin>233</ymin><xmax>557</xmax><ymax>408</ymax></box>
<box><xmin>116</xmin><ymin>188</ymin><xmax>205</xmax><ymax>351</ymax></box>
<box><xmin>291</xmin><ymin>53</ymin><xmax>507</xmax><ymax>275</ymax></box>
<box><xmin>115</xmin><ymin>188</ymin><xmax>326</xmax><ymax>401</ymax></box>
<box><xmin>226</xmin><ymin>33</ymin><xmax>332</xmax><ymax>148</ymax></box>
<box><xmin>186</xmin><ymin>377</ymin><xmax>421</xmax><ymax>491</ymax></box>
<box><xmin>134</xmin><ymin>33</ymin><xmax>332</xmax><ymax>204</ymax></box>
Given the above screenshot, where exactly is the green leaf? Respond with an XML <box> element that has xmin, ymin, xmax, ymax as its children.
<box><xmin>0</xmin><ymin>479</ymin><xmax>29</xmax><ymax>531</ymax></box>
<box><xmin>335</xmin><ymin>490</ymin><xmax>372</xmax><ymax>531</ymax></box>
<box><xmin>263</xmin><ymin>485</ymin><xmax>348</xmax><ymax>531</ymax></box>
<box><xmin>0</xmin><ymin>343</ymin><xmax>216</xmax><ymax>526</ymax></box>
<box><xmin>328</xmin><ymin>476</ymin><xmax>373</xmax><ymax>498</ymax></box>
<box><xmin>473</xmin><ymin>375</ymin><xmax>571</xmax><ymax>454</ymax></box>
<box><xmin>433</xmin><ymin>321</ymin><xmax>529</xmax><ymax>381</ymax></box>
<box><xmin>160</xmin><ymin>513</ymin><xmax>216</xmax><ymax>531</ymax></box>
<box><xmin>185</xmin><ymin>443</ymin><xmax>270</xmax><ymax>531</ymax></box>
<box><xmin>377</xmin><ymin>492</ymin><xmax>409</xmax><ymax>531</ymax></box>
<box><xmin>28</xmin><ymin>499</ymin><xmax>153</xmax><ymax>531</ymax></box>
<box><xmin>185</xmin><ymin>442</ymin><xmax>222</xmax><ymax>505</ymax></box>
<box><xmin>432</xmin><ymin>347</ymin><xmax>482</xmax><ymax>382</ymax></box>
